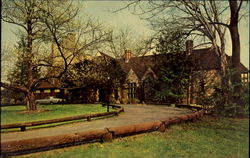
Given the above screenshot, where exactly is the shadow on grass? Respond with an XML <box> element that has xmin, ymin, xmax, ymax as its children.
<box><xmin>1</xmin><ymin>139</ymin><xmax>100</xmax><ymax>157</ymax></box>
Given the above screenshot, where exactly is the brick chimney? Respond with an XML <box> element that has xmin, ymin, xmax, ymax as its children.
<box><xmin>186</xmin><ymin>40</ymin><xmax>193</xmax><ymax>55</ymax></box>
<box><xmin>124</xmin><ymin>50</ymin><xmax>132</xmax><ymax>63</ymax></box>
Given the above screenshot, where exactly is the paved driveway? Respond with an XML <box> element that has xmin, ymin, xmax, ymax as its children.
<box><xmin>1</xmin><ymin>104</ymin><xmax>193</xmax><ymax>142</ymax></box>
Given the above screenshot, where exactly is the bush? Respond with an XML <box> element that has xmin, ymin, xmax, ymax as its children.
<box><xmin>200</xmin><ymin>82</ymin><xmax>249</xmax><ymax>117</ymax></box>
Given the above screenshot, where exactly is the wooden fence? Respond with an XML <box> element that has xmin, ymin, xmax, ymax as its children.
<box><xmin>1</xmin><ymin>104</ymin><xmax>124</xmax><ymax>131</ymax></box>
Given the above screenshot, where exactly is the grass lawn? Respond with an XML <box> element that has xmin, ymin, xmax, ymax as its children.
<box><xmin>15</xmin><ymin>116</ymin><xmax>249</xmax><ymax>158</ymax></box>
<box><xmin>1</xmin><ymin>104</ymin><xmax>111</xmax><ymax>131</ymax></box>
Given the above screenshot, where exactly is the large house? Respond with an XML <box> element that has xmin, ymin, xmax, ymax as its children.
<box><xmin>35</xmin><ymin>40</ymin><xmax>249</xmax><ymax>104</ymax></box>
<box><xmin>114</xmin><ymin>41</ymin><xmax>249</xmax><ymax>104</ymax></box>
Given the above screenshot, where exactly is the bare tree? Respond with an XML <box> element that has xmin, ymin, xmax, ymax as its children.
<box><xmin>1</xmin><ymin>0</ymin><xmax>110</xmax><ymax>111</ymax></box>
<box><xmin>229</xmin><ymin>0</ymin><xmax>244</xmax><ymax>93</ymax></box>
<box><xmin>1</xmin><ymin>45</ymin><xmax>17</xmax><ymax>82</ymax></box>
<box><xmin>100</xmin><ymin>27</ymin><xmax>151</xmax><ymax>58</ymax></box>
<box><xmin>115</xmin><ymin>0</ymin><xmax>248</xmax><ymax>92</ymax></box>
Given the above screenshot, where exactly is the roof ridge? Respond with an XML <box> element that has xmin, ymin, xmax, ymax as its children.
<box><xmin>97</xmin><ymin>51</ymin><xmax>114</xmax><ymax>59</ymax></box>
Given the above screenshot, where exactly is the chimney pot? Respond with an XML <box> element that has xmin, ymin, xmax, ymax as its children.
<box><xmin>186</xmin><ymin>40</ymin><xmax>193</xmax><ymax>55</ymax></box>
<box><xmin>124</xmin><ymin>50</ymin><xmax>132</xmax><ymax>63</ymax></box>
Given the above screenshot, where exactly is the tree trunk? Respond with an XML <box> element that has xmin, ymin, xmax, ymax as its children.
<box><xmin>26</xmin><ymin>91</ymin><xmax>37</xmax><ymax>111</ymax></box>
<box><xmin>219</xmin><ymin>39</ymin><xmax>229</xmax><ymax>109</ymax></box>
<box><xmin>26</xmin><ymin>8</ymin><xmax>37</xmax><ymax>111</ymax></box>
<box><xmin>229</xmin><ymin>24</ymin><xmax>241</xmax><ymax>92</ymax></box>
<box><xmin>229</xmin><ymin>0</ymin><xmax>242</xmax><ymax>93</ymax></box>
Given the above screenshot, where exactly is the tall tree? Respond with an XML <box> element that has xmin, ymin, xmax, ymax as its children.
<box><xmin>116</xmin><ymin>0</ymin><xmax>248</xmax><ymax>108</ymax></box>
<box><xmin>7</xmin><ymin>35</ymin><xmax>40</xmax><ymax>86</ymax></box>
<box><xmin>152</xmin><ymin>28</ymin><xmax>193</xmax><ymax>103</ymax></box>
<box><xmin>1</xmin><ymin>0</ymin><xmax>110</xmax><ymax>111</ymax></box>
<box><xmin>62</xmin><ymin>54</ymin><xmax>126</xmax><ymax>103</ymax></box>
<box><xmin>229</xmin><ymin>0</ymin><xmax>243</xmax><ymax>93</ymax></box>
<box><xmin>117</xmin><ymin>0</ymin><xmax>247</xmax><ymax>89</ymax></box>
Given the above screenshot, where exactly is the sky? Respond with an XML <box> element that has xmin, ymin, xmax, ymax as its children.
<box><xmin>1</xmin><ymin>1</ymin><xmax>249</xmax><ymax>73</ymax></box>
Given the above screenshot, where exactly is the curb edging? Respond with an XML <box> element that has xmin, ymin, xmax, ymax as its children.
<box><xmin>0</xmin><ymin>108</ymin><xmax>206</xmax><ymax>155</ymax></box>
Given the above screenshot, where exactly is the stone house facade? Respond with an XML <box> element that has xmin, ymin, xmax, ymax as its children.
<box><xmin>109</xmin><ymin>41</ymin><xmax>249</xmax><ymax>104</ymax></box>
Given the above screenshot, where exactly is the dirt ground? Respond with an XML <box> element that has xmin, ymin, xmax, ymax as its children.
<box><xmin>1</xmin><ymin>104</ymin><xmax>193</xmax><ymax>142</ymax></box>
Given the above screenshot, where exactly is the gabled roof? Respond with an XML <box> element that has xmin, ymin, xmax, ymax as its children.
<box><xmin>117</xmin><ymin>47</ymin><xmax>249</xmax><ymax>80</ymax></box>
<box><xmin>36</xmin><ymin>80</ymin><xmax>61</xmax><ymax>89</ymax></box>
<box><xmin>192</xmin><ymin>48</ymin><xmax>220</xmax><ymax>70</ymax></box>
<box><xmin>96</xmin><ymin>51</ymin><xmax>114</xmax><ymax>60</ymax></box>
<box><xmin>37</xmin><ymin>48</ymin><xmax>248</xmax><ymax>89</ymax></box>
<box><xmin>192</xmin><ymin>48</ymin><xmax>248</xmax><ymax>72</ymax></box>
<box><xmin>226</xmin><ymin>56</ymin><xmax>249</xmax><ymax>73</ymax></box>
<box><xmin>117</xmin><ymin>55</ymin><xmax>157</xmax><ymax>80</ymax></box>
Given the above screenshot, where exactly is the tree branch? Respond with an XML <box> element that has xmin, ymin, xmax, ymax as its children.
<box><xmin>1</xmin><ymin>82</ymin><xmax>28</xmax><ymax>94</ymax></box>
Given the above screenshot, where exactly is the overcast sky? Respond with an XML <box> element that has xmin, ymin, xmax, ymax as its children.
<box><xmin>1</xmin><ymin>1</ymin><xmax>249</xmax><ymax>69</ymax></box>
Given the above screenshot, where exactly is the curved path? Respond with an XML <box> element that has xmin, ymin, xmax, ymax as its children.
<box><xmin>1</xmin><ymin>104</ymin><xmax>193</xmax><ymax>143</ymax></box>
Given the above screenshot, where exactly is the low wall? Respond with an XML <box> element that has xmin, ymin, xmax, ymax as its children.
<box><xmin>1</xmin><ymin>108</ymin><xmax>206</xmax><ymax>156</ymax></box>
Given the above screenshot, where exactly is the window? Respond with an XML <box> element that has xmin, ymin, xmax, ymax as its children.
<box><xmin>241</xmin><ymin>73</ymin><xmax>249</xmax><ymax>83</ymax></box>
<box><xmin>35</xmin><ymin>90</ymin><xmax>41</xmax><ymax>94</ymax></box>
<box><xmin>128</xmin><ymin>82</ymin><xmax>136</xmax><ymax>99</ymax></box>
<box><xmin>54</xmin><ymin>89</ymin><xmax>60</xmax><ymax>93</ymax></box>
<box><xmin>44</xmin><ymin>89</ymin><xmax>51</xmax><ymax>93</ymax></box>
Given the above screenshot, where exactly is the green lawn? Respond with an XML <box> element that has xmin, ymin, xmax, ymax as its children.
<box><xmin>15</xmin><ymin>116</ymin><xmax>249</xmax><ymax>158</ymax></box>
<box><xmin>1</xmin><ymin>104</ymin><xmax>110</xmax><ymax>131</ymax></box>
<box><xmin>1</xmin><ymin>104</ymin><xmax>109</xmax><ymax>124</ymax></box>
